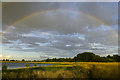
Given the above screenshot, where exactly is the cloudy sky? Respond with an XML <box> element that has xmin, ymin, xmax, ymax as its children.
<box><xmin>1</xmin><ymin>2</ymin><xmax>118</xmax><ymax>60</ymax></box>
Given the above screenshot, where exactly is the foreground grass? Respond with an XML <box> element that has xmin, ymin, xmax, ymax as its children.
<box><xmin>2</xmin><ymin>62</ymin><xmax>120</xmax><ymax>78</ymax></box>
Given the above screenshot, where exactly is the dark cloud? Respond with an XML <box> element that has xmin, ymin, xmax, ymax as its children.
<box><xmin>2</xmin><ymin>2</ymin><xmax>118</xmax><ymax>59</ymax></box>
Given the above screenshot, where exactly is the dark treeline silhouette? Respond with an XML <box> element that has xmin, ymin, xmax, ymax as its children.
<box><xmin>2</xmin><ymin>59</ymin><xmax>41</xmax><ymax>62</ymax></box>
<box><xmin>2</xmin><ymin>59</ymin><xmax>17</xmax><ymax>61</ymax></box>
<box><xmin>2</xmin><ymin>52</ymin><xmax>120</xmax><ymax>62</ymax></box>
<box><xmin>44</xmin><ymin>52</ymin><xmax>120</xmax><ymax>62</ymax></box>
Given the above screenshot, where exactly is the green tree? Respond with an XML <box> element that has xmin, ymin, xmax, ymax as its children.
<box><xmin>113</xmin><ymin>55</ymin><xmax>120</xmax><ymax>62</ymax></box>
<box><xmin>22</xmin><ymin>59</ymin><xmax>25</xmax><ymax>61</ymax></box>
<box><xmin>5</xmin><ymin>59</ymin><xmax>9</xmax><ymax>61</ymax></box>
<box><xmin>53</xmin><ymin>58</ymin><xmax>57</xmax><ymax>62</ymax></box>
<box><xmin>46</xmin><ymin>58</ymin><xmax>51</xmax><ymax>62</ymax></box>
<box><xmin>2</xmin><ymin>59</ymin><xmax>5</xmax><ymax>61</ymax></box>
<box><xmin>33</xmin><ymin>60</ymin><xmax>36</xmax><ymax>62</ymax></box>
<box><xmin>10</xmin><ymin>60</ymin><xmax>15</xmax><ymax>61</ymax></box>
<box><xmin>75</xmin><ymin>52</ymin><xmax>96</xmax><ymax>62</ymax></box>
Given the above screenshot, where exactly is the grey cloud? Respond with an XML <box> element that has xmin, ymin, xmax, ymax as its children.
<box><xmin>2</xmin><ymin>2</ymin><xmax>118</xmax><ymax>59</ymax></box>
<box><xmin>3</xmin><ymin>2</ymin><xmax>117</xmax><ymax>29</ymax></box>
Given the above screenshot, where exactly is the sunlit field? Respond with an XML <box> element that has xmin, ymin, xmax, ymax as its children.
<box><xmin>2</xmin><ymin>62</ymin><xmax>120</xmax><ymax>78</ymax></box>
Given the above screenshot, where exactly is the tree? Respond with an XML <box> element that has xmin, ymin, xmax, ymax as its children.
<box><xmin>44</xmin><ymin>52</ymin><xmax>120</xmax><ymax>62</ymax></box>
<box><xmin>53</xmin><ymin>58</ymin><xmax>57</xmax><ymax>62</ymax></box>
<box><xmin>22</xmin><ymin>59</ymin><xmax>25</xmax><ymax>61</ymax></box>
<box><xmin>75</xmin><ymin>52</ymin><xmax>96</xmax><ymax>62</ymax></box>
<box><xmin>46</xmin><ymin>58</ymin><xmax>51</xmax><ymax>62</ymax></box>
<box><xmin>33</xmin><ymin>60</ymin><xmax>36</xmax><ymax>62</ymax></box>
<box><xmin>113</xmin><ymin>55</ymin><xmax>120</xmax><ymax>62</ymax></box>
<box><xmin>3</xmin><ymin>59</ymin><xmax>5</xmax><ymax>61</ymax></box>
<box><xmin>107</xmin><ymin>55</ymin><xmax>112</xmax><ymax>58</ymax></box>
<box><xmin>5</xmin><ymin>59</ymin><xmax>9</xmax><ymax>61</ymax></box>
<box><xmin>10</xmin><ymin>60</ymin><xmax>15</xmax><ymax>61</ymax></box>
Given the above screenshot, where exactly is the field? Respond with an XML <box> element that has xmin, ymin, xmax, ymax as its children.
<box><xmin>2</xmin><ymin>62</ymin><xmax>120</xmax><ymax>79</ymax></box>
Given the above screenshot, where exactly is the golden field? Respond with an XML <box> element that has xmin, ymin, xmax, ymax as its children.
<box><xmin>1</xmin><ymin>62</ymin><xmax>120</xmax><ymax>78</ymax></box>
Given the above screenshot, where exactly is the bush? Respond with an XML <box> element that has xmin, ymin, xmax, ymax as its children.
<box><xmin>25</xmin><ymin>63</ymin><xmax>30</xmax><ymax>67</ymax></box>
<box><xmin>34</xmin><ymin>64</ymin><xmax>37</xmax><ymax>66</ymax></box>
<box><xmin>2</xmin><ymin>65</ymin><xmax>7</xmax><ymax>70</ymax></box>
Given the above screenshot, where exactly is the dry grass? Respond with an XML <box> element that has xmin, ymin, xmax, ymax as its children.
<box><xmin>2</xmin><ymin>62</ymin><xmax>120</xmax><ymax>78</ymax></box>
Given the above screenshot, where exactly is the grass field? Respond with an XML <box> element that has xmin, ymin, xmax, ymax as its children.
<box><xmin>2</xmin><ymin>62</ymin><xmax>120</xmax><ymax>78</ymax></box>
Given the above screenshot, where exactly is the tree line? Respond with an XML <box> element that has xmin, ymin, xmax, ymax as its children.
<box><xmin>2</xmin><ymin>52</ymin><xmax>120</xmax><ymax>62</ymax></box>
<box><xmin>2</xmin><ymin>59</ymin><xmax>40</xmax><ymax>62</ymax></box>
<box><xmin>44</xmin><ymin>52</ymin><xmax>120</xmax><ymax>62</ymax></box>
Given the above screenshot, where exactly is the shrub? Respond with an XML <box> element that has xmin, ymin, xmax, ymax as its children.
<box><xmin>2</xmin><ymin>65</ymin><xmax>7</xmax><ymax>70</ymax></box>
<box><xmin>25</xmin><ymin>63</ymin><xmax>30</xmax><ymax>67</ymax></box>
<box><xmin>34</xmin><ymin>64</ymin><xmax>37</xmax><ymax>66</ymax></box>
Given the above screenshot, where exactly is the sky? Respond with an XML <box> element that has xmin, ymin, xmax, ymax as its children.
<box><xmin>1</xmin><ymin>2</ymin><xmax>118</xmax><ymax>60</ymax></box>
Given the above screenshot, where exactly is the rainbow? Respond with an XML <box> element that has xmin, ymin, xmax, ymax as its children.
<box><xmin>1</xmin><ymin>8</ymin><xmax>118</xmax><ymax>37</ymax></box>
